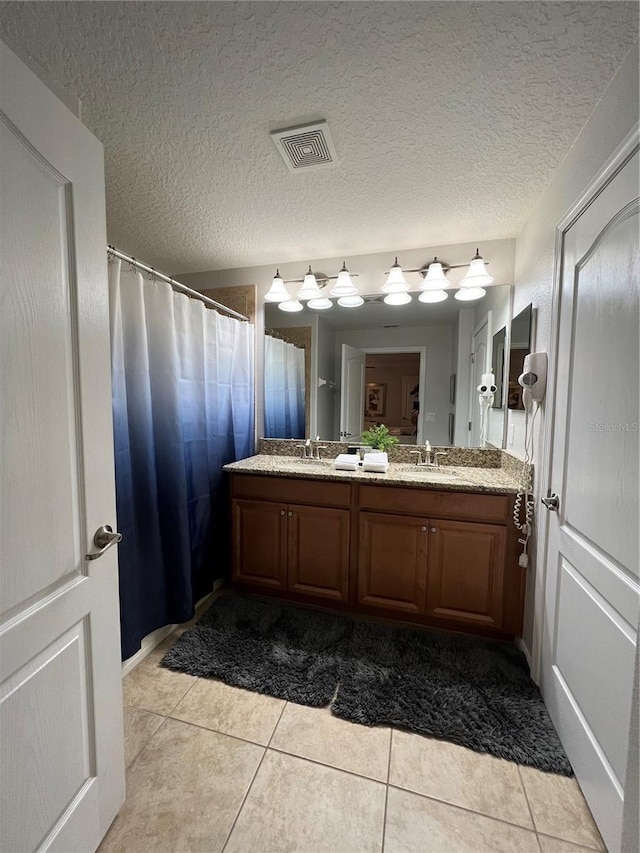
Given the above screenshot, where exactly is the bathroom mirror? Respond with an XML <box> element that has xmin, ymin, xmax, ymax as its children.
<box><xmin>264</xmin><ymin>284</ymin><xmax>512</xmax><ymax>447</ymax></box>
<box><xmin>507</xmin><ymin>303</ymin><xmax>533</xmax><ymax>410</ymax></box>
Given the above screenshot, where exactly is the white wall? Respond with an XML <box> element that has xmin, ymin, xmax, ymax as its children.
<box><xmin>335</xmin><ymin>325</ymin><xmax>453</xmax><ymax>446</ymax></box>
<box><xmin>512</xmin><ymin>42</ymin><xmax>639</xmax><ymax>657</ymax></box>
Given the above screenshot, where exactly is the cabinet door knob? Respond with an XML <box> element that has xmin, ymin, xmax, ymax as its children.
<box><xmin>430</xmin><ymin>527</ymin><xmax>437</xmax><ymax>533</ymax></box>
<box><xmin>288</xmin><ymin>511</ymin><xmax>293</xmax><ymax>517</ymax></box>
<box><xmin>421</xmin><ymin>526</ymin><xmax>427</xmax><ymax>532</ymax></box>
<box><xmin>280</xmin><ymin>510</ymin><xmax>286</xmax><ymax>516</ymax></box>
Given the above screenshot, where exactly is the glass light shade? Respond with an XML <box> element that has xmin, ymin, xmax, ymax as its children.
<box><xmin>264</xmin><ymin>271</ymin><xmax>290</xmax><ymax>303</ymax></box>
<box><xmin>279</xmin><ymin>299</ymin><xmax>304</xmax><ymax>312</ymax></box>
<box><xmin>297</xmin><ymin>266</ymin><xmax>323</xmax><ymax>300</ymax></box>
<box><xmin>459</xmin><ymin>256</ymin><xmax>494</xmax><ymax>288</ymax></box>
<box><xmin>420</xmin><ymin>262</ymin><xmax>448</xmax><ymax>290</ymax></box>
<box><xmin>337</xmin><ymin>295</ymin><xmax>364</xmax><ymax>308</ymax></box>
<box><xmin>418</xmin><ymin>289</ymin><xmax>448</xmax><ymax>303</ymax></box>
<box><xmin>383</xmin><ymin>291</ymin><xmax>412</xmax><ymax>306</ymax></box>
<box><xmin>307</xmin><ymin>297</ymin><xmax>332</xmax><ymax>310</ymax></box>
<box><xmin>381</xmin><ymin>258</ymin><xmax>410</xmax><ymax>293</ymax></box>
<box><xmin>454</xmin><ymin>286</ymin><xmax>486</xmax><ymax>301</ymax></box>
<box><xmin>330</xmin><ymin>263</ymin><xmax>358</xmax><ymax>297</ymax></box>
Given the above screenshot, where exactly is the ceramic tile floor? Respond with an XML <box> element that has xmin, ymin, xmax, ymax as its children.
<box><xmin>100</xmin><ymin>628</ymin><xmax>606</xmax><ymax>853</ymax></box>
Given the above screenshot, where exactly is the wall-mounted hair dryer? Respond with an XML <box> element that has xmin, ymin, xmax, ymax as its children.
<box><xmin>518</xmin><ymin>352</ymin><xmax>547</xmax><ymax>405</ymax></box>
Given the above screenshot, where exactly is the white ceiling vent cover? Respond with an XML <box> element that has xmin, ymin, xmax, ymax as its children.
<box><xmin>271</xmin><ymin>121</ymin><xmax>338</xmax><ymax>173</ymax></box>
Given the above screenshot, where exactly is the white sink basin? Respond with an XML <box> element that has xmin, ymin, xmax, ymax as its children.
<box><xmin>271</xmin><ymin>457</ymin><xmax>328</xmax><ymax>467</ymax></box>
<box><xmin>398</xmin><ymin>467</ymin><xmax>460</xmax><ymax>480</ymax></box>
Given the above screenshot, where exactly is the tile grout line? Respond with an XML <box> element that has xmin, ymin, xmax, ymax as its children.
<box><xmin>537</xmin><ymin>832</ymin><xmax>604</xmax><ymax>853</ymax></box>
<box><xmin>386</xmin><ymin>783</ymin><xmax>542</xmax><ymax>835</ymax></box>
<box><xmin>266</xmin><ymin>744</ymin><xmax>388</xmax><ymax>784</ymax></box>
<box><xmin>220</xmin><ymin>746</ymin><xmax>269</xmax><ymax>853</ymax></box>
<box><xmin>220</xmin><ymin>702</ymin><xmax>288</xmax><ymax>853</ymax></box>
<box><xmin>517</xmin><ymin>764</ymin><xmax>539</xmax><ymax>834</ymax></box>
<box><xmin>380</xmin><ymin>728</ymin><xmax>394</xmax><ymax>853</ymax></box>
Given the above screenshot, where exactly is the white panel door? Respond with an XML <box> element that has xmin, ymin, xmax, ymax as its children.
<box><xmin>541</xmin><ymin>147</ymin><xmax>639</xmax><ymax>853</ymax></box>
<box><xmin>469</xmin><ymin>313</ymin><xmax>491</xmax><ymax>447</ymax></box>
<box><xmin>339</xmin><ymin>343</ymin><xmax>365</xmax><ymax>441</ymax></box>
<box><xmin>0</xmin><ymin>42</ymin><xmax>125</xmax><ymax>851</ymax></box>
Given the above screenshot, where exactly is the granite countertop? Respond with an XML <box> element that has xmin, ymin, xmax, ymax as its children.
<box><xmin>223</xmin><ymin>454</ymin><xmax>523</xmax><ymax>495</ymax></box>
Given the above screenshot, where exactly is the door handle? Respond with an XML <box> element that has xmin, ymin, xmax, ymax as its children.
<box><xmin>541</xmin><ymin>493</ymin><xmax>560</xmax><ymax>511</ymax></box>
<box><xmin>85</xmin><ymin>525</ymin><xmax>123</xmax><ymax>560</ymax></box>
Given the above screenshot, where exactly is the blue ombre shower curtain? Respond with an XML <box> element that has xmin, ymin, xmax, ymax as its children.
<box><xmin>264</xmin><ymin>334</ymin><xmax>305</xmax><ymax>438</ymax></box>
<box><xmin>109</xmin><ymin>258</ymin><xmax>254</xmax><ymax>660</ymax></box>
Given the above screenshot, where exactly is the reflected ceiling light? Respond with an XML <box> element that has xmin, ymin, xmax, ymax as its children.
<box><xmin>459</xmin><ymin>249</ymin><xmax>494</xmax><ymax>288</ymax></box>
<box><xmin>383</xmin><ymin>291</ymin><xmax>412</xmax><ymax>306</ymax></box>
<box><xmin>420</xmin><ymin>259</ymin><xmax>449</xmax><ymax>290</ymax></box>
<box><xmin>454</xmin><ymin>286</ymin><xmax>486</xmax><ymax>301</ymax></box>
<box><xmin>418</xmin><ymin>289</ymin><xmax>448</xmax><ymax>303</ymax></box>
<box><xmin>279</xmin><ymin>299</ymin><xmax>304</xmax><ymax>312</ymax></box>
<box><xmin>307</xmin><ymin>297</ymin><xmax>332</xmax><ymax>310</ymax></box>
<box><xmin>297</xmin><ymin>266</ymin><xmax>323</xmax><ymax>300</ymax></box>
<box><xmin>330</xmin><ymin>262</ymin><xmax>358</xmax><ymax>297</ymax></box>
<box><xmin>264</xmin><ymin>269</ymin><xmax>290</xmax><ymax>303</ymax></box>
<box><xmin>381</xmin><ymin>257</ymin><xmax>410</xmax><ymax>293</ymax></box>
<box><xmin>338</xmin><ymin>295</ymin><xmax>364</xmax><ymax>308</ymax></box>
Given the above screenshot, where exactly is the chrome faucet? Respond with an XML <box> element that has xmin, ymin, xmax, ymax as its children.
<box><xmin>297</xmin><ymin>438</ymin><xmax>313</xmax><ymax>459</ymax></box>
<box><xmin>410</xmin><ymin>444</ymin><xmax>448</xmax><ymax>468</ymax></box>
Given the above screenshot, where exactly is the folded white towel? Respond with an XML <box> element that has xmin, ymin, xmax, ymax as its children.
<box><xmin>363</xmin><ymin>451</ymin><xmax>388</xmax><ymax>465</ymax></box>
<box><xmin>363</xmin><ymin>463</ymin><xmax>389</xmax><ymax>473</ymax></box>
<box><xmin>334</xmin><ymin>453</ymin><xmax>359</xmax><ymax>471</ymax></box>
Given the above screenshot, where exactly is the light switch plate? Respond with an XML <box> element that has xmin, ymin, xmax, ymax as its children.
<box><xmin>425</xmin><ymin>412</ymin><xmax>436</xmax><ymax>422</ymax></box>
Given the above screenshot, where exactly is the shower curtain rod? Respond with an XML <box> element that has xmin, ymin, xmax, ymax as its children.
<box><xmin>107</xmin><ymin>246</ymin><xmax>249</xmax><ymax>322</ymax></box>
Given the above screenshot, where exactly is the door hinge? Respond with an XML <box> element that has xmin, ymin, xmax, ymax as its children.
<box><xmin>470</xmin><ymin>352</ymin><xmax>476</xmax><ymax>363</ymax></box>
<box><xmin>468</xmin><ymin>421</ymin><xmax>472</xmax><ymax>431</ymax></box>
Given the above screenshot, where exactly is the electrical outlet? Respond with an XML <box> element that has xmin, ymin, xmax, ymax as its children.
<box><xmin>425</xmin><ymin>412</ymin><xmax>436</xmax><ymax>422</ymax></box>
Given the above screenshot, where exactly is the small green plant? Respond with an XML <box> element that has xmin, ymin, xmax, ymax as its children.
<box><xmin>360</xmin><ymin>424</ymin><xmax>399</xmax><ymax>452</ymax></box>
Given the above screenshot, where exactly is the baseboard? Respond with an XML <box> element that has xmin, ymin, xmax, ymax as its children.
<box><xmin>121</xmin><ymin>579</ymin><xmax>225</xmax><ymax>677</ymax></box>
<box><xmin>517</xmin><ymin>636</ymin><xmax>534</xmax><ymax>676</ymax></box>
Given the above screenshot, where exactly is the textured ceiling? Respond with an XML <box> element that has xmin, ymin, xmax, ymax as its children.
<box><xmin>1</xmin><ymin>2</ymin><xmax>637</xmax><ymax>273</ymax></box>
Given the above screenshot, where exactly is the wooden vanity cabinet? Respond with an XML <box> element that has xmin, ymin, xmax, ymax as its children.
<box><xmin>358</xmin><ymin>512</ymin><xmax>429</xmax><ymax>615</ymax></box>
<box><xmin>230</xmin><ymin>473</ymin><xmax>524</xmax><ymax>639</ymax></box>
<box><xmin>231</xmin><ymin>476</ymin><xmax>351</xmax><ymax>602</ymax></box>
<box><xmin>426</xmin><ymin>519</ymin><xmax>507</xmax><ymax>630</ymax></box>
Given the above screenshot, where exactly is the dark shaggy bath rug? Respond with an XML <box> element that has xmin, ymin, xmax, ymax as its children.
<box><xmin>332</xmin><ymin>619</ymin><xmax>572</xmax><ymax>775</ymax></box>
<box><xmin>160</xmin><ymin>594</ymin><xmax>350</xmax><ymax>705</ymax></box>
<box><xmin>161</xmin><ymin>594</ymin><xmax>572</xmax><ymax>775</ymax></box>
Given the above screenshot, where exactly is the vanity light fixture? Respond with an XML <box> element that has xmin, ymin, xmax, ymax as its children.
<box><xmin>307</xmin><ymin>297</ymin><xmax>333</xmax><ymax>310</ymax></box>
<box><xmin>459</xmin><ymin>249</ymin><xmax>494</xmax><ymax>288</ymax></box>
<box><xmin>264</xmin><ymin>269</ymin><xmax>291</xmax><ymax>303</ymax></box>
<box><xmin>454</xmin><ymin>286</ymin><xmax>486</xmax><ymax>301</ymax></box>
<box><xmin>337</xmin><ymin>294</ymin><xmax>364</xmax><ymax>308</ymax></box>
<box><xmin>279</xmin><ymin>299</ymin><xmax>304</xmax><ymax>312</ymax></box>
<box><xmin>383</xmin><ymin>291</ymin><xmax>412</xmax><ymax>306</ymax></box>
<box><xmin>420</xmin><ymin>258</ymin><xmax>449</xmax><ymax>290</ymax></box>
<box><xmin>381</xmin><ymin>257</ymin><xmax>410</xmax><ymax>293</ymax></box>
<box><xmin>329</xmin><ymin>262</ymin><xmax>358</xmax><ymax>297</ymax></box>
<box><xmin>296</xmin><ymin>266</ymin><xmax>324</xmax><ymax>300</ymax></box>
<box><xmin>419</xmin><ymin>289</ymin><xmax>448</xmax><ymax>303</ymax></box>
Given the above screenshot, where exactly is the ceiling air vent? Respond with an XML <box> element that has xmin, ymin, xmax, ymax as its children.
<box><xmin>271</xmin><ymin>121</ymin><xmax>338</xmax><ymax>173</ymax></box>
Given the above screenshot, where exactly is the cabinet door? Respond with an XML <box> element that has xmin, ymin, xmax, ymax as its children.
<box><xmin>426</xmin><ymin>519</ymin><xmax>507</xmax><ymax>629</ymax></box>
<box><xmin>288</xmin><ymin>505</ymin><xmax>350</xmax><ymax>602</ymax></box>
<box><xmin>232</xmin><ymin>499</ymin><xmax>288</xmax><ymax>589</ymax></box>
<box><xmin>358</xmin><ymin>512</ymin><xmax>428</xmax><ymax>614</ymax></box>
